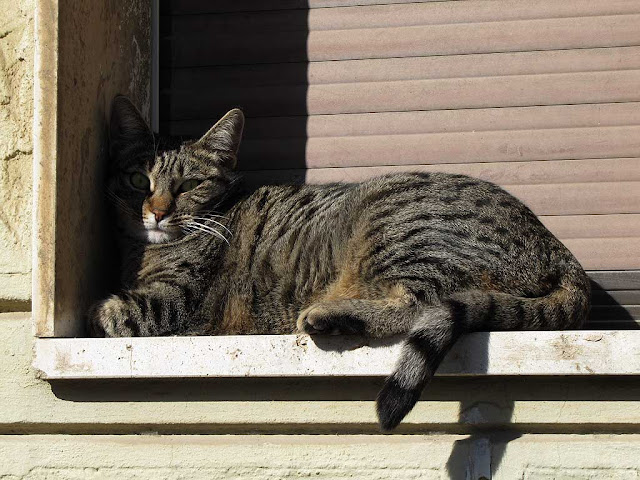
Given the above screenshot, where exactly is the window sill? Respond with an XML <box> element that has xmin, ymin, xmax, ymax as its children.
<box><xmin>33</xmin><ymin>330</ymin><xmax>640</xmax><ymax>380</ymax></box>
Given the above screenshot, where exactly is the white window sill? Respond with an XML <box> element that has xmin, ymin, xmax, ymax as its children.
<box><xmin>33</xmin><ymin>330</ymin><xmax>640</xmax><ymax>380</ymax></box>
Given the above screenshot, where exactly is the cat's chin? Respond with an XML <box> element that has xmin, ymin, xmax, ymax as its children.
<box><xmin>146</xmin><ymin>229</ymin><xmax>179</xmax><ymax>244</ymax></box>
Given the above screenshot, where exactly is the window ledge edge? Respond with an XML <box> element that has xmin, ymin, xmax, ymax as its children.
<box><xmin>33</xmin><ymin>330</ymin><xmax>640</xmax><ymax>380</ymax></box>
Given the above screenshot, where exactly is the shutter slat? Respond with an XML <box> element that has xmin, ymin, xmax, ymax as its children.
<box><xmin>237</xmin><ymin>159</ymin><xmax>640</xmax><ymax>186</ymax></box>
<box><xmin>163</xmin><ymin>0</ymin><xmax>460</xmax><ymax>15</ymax></box>
<box><xmin>591</xmin><ymin>290</ymin><xmax>640</xmax><ymax>306</ymax></box>
<box><xmin>589</xmin><ymin>271</ymin><xmax>640</xmax><ymax>291</ymax></box>
<box><xmin>167</xmin><ymin>102</ymin><xmax>640</xmax><ymax>139</ymax></box>
<box><xmin>589</xmin><ymin>306</ymin><xmax>640</xmax><ymax>321</ymax></box>
<box><xmin>560</xmin><ymin>238</ymin><xmax>640</xmax><ymax>271</ymax></box>
<box><xmin>540</xmin><ymin>215</ymin><xmax>640</xmax><ymax>240</ymax></box>
<box><xmin>163</xmin><ymin>15</ymin><xmax>640</xmax><ymax>66</ymax></box>
<box><xmin>162</xmin><ymin>46</ymin><xmax>640</xmax><ymax>93</ymax></box>
<box><xmin>166</xmin><ymin>70</ymin><xmax>640</xmax><ymax>118</ymax></box>
<box><xmin>236</xmin><ymin>126</ymin><xmax>640</xmax><ymax>169</ymax></box>
<box><xmin>585</xmin><ymin>319</ymin><xmax>639</xmax><ymax>329</ymax></box>
<box><xmin>503</xmin><ymin>183</ymin><xmax>639</xmax><ymax>216</ymax></box>
<box><xmin>166</xmin><ymin>1</ymin><xmax>640</xmax><ymax>35</ymax></box>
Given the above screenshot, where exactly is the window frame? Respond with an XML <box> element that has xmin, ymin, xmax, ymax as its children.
<box><xmin>32</xmin><ymin>0</ymin><xmax>640</xmax><ymax>382</ymax></box>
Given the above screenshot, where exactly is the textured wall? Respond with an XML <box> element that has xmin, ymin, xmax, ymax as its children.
<box><xmin>0</xmin><ymin>0</ymin><xmax>33</xmax><ymax>311</ymax></box>
<box><xmin>2</xmin><ymin>434</ymin><xmax>639</xmax><ymax>480</ymax></box>
<box><xmin>2</xmin><ymin>312</ymin><xmax>640</xmax><ymax>478</ymax></box>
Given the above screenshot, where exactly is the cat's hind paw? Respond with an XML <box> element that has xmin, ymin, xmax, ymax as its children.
<box><xmin>296</xmin><ymin>303</ymin><xmax>365</xmax><ymax>335</ymax></box>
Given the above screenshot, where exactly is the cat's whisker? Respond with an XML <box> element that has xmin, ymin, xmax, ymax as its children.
<box><xmin>113</xmin><ymin>201</ymin><xmax>136</xmax><ymax>216</ymax></box>
<box><xmin>180</xmin><ymin>225</ymin><xmax>198</xmax><ymax>236</ymax></box>
<box><xmin>106</xmin><ymin>190</ymin><xmax>137</xmax><ymax>215</ymax></box>
<box><xmin>169</xmin><ymin>215</ymin><xmax>201</xmax><ymax>227</ymax></box>
<box><xmin>189</xmin><ymin>221</ymin><xmax>227</xmax><ymax>239</ymax></box>
<box><xmin>179</xmin><ymin>222</ymin><xmax>199</xmax><ymax>234</ymax></box>
<box><xmin>163</xmin><ymin>222</ymin><xmax>183</xmax><ymax>229</ymax></box>
<box><xmin>201</xmin><ymin>226</ymin><xmax>230</xmax><ymax>245</ymax></box>
<box><xmin>189</xmin><ymin>217</ymin><xmax>233</xmax><ymax>236</ymax></box>
<box><xmin>197</xmin><ymin>216</ymin><xmax>230</xmax><ymax>223</ymax></box>
<box><xmin>111</xmin><ymin>202</ymin><xmax>140</xmax><ymax>222</ymax></box>
<box><xmin>185</xmin><ymin>221</ymin><xmax>230</xmax><ymax>245</ymax></box>
<box><xmin>198</xmin><ymin>212</ymin><xmax>229</xmax><ymax>220</ymax></box>
<box><xmin>189</xmin><ymin>213</ymin><xmax>230</xmax><ymax>224</ymax></box>
<box><xmin>167</xmin><ymin>213</ymin><xmax>232</xmax><ymax>236</ymax></box>
<box><xmin>105</xmin><ymin>189</ymin><xmax>147</xmax><ymax>228</ymax></box>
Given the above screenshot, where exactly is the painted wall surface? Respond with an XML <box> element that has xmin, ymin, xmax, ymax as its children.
<box><xmin>0</xmin><ymin>0</ymin><xmax>33</xmax><ymax>311</ymax></box>
<box><xmin>2</xmin><ymin>312</ymin><xmax>640</xmax><ymax>478</ymax></box>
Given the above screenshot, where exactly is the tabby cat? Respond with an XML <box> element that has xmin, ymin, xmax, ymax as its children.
<box><xmin>90</xmin><ymin>96</ymin><xmax>590</xmax><ymax>430</ymax></box>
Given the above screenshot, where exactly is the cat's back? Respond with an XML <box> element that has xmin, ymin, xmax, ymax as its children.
<box><xmin>236</xmin><ymin>171</ymin><xmax>551</xmax><ymax>248</ymax></box>
<box><xmin>356</xmin><ymin>171</ymin><xmax>521</xmax><ymax>208</ymax></box>
<box><xmin>354</xmin><ymin>171</ymin><xmax>545</xmax><ymax>235</ymax></box>
<box><xmin>231</xmin><ymin>181</ymin><xmax>358</xmax><ymax>237</ymax></box>
<box><xmin>239</xmin><ymin>171</ymin><xmax>519</xmax><ymax>219</ymax></box>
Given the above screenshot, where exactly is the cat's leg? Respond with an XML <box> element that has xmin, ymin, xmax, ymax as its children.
<box><xmin>88</xmin><ymin>282</ymin><xmax>195</xmax><ymax>337</ymax></box>
<box><xmin>296</xmin><ymin>297</ymin><xmax>422</xmax><ymax>338</ymax></box>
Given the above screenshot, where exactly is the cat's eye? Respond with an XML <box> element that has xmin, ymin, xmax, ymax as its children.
<box><xmin>178</xmin><ymin>179</ymin><xmax>202</xmax><ymax>193</ymax></box>
<box><xmin>129</xmin><ymin>172</ymin><xmax>150</xmax><ymax>190</ymax></box>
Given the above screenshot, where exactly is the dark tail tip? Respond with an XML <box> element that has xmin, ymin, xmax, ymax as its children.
<box><xmin>376</xmin><ymin>377</ymin><xmax>422</xmax><ymax>432</ymax></box>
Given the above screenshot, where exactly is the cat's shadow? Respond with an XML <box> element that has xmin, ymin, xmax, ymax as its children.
<box><xmin>309</xmin><ymin>329</ymin><xmax>501</xmax><ymax>478</ymax></box>
<box><xmin>306</xmin><ymin>334</ymin><xmax>404</xmax><ymax>352</ymax></box>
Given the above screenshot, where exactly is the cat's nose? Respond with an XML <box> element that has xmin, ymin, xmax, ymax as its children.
<box><xmin>152</xmin><ymin>208</ymin><xmax>168</xmax><ymax>222</ymax></box>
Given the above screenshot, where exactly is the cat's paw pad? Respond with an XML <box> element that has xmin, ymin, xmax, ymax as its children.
<box><xmin>87</xmin><ymin>296</ymin><xmax>137</xmax><ymax>338</ymax></box>
<box><xmin>296</xmin><ymin>304</ymin><xmax>335</xmax><ymax>334</ymax></box>
<box><xmin>296</xmin><ymin>304</ymin><xmax>365</xmax><ymax>335</ymax></box>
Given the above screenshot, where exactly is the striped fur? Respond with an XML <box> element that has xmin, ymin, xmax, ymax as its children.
<box><xmin>89</xmin><ymin>96</ymin><xmax>591</xmax><ymax>430</ymax></box>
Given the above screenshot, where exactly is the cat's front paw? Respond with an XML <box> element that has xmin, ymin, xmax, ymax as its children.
<box><xmin>296</xmin><ymin>303</ymin><xmax>365</xmax><ymax>335</ymax></box>
<box><xmin>87</xmin><ymin>295</ymin><xmax>138</xmax><ymax>337</ymax></box>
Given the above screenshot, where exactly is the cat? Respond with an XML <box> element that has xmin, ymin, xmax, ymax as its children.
<box><xmin>89</xmin><ymin>95</ymin><xmax>591</xmax><ymax>431</ymax></box>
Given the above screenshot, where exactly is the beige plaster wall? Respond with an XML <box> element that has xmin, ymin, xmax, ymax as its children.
<box><xmin>2</xmin><ymin>434</ymin><xmax>640</xmax><ymax>480</ymax></box>
<box><xmin>0</xmin><ymin>0</ymin><xmax>33</xmax><ymax>311</ymax></box>
<box><xmin>2</xmin><ymin>312</ymin><xmax>640</xmax><ymax>478</ymax></box>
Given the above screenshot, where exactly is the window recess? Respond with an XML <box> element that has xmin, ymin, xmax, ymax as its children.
<box><xmin>33</xmin><ymin>0</ymin><xmax>640</xmax><ymax>380</ymax></box>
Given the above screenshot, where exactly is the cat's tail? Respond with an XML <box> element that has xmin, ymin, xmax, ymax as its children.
<box><xmin>376</xmin><ymin>265</ymin><xmax>590</xmax><ymax>431</ymax></box>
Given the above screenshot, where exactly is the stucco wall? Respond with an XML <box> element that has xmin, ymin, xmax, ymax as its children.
<box><xmin>2</xmin><ymin>312</ymin><xmax>640</xmax><ymax>478</ymax></box>
<box><xmin>0</xmin><ymin>0</ymin><xmax>33</xmax><ymax>311</ymax></box>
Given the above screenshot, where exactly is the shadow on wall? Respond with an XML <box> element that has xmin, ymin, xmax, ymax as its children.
<box><xmin>158</xmin><ymin>1</ymin><xmax>310</xmax><ymax>181</ymax></box>
<box><xmin>50</xmin><ymin>375</ymin><xmax>639</xmax><ymax>411</ymax></box>
<box><xmin>589</xmin><ymin>278</ymin><xmax>638</xmax><ymax>330</ymax></box>
<box><xmin>443</xmin><ymin>281</ymin><xmax>636</xmax><ymax>477</ymax></box>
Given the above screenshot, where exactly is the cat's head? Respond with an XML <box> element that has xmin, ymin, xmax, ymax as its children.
<box><xmin>108</xmin><ymin>95</ymin><xmax>244</xmax><ymax>244</ymax></box>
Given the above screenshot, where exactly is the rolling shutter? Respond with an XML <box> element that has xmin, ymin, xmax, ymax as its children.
<box><xmin>160</xmin><ymin>0</ymin><xmax>640</xmax><ymax>329</ymax></box>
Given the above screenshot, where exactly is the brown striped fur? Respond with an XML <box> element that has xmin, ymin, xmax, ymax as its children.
<box><xmin>89</xmin><ymin>96</ymin><xmax>591</xmax><ymax>430</ymax></box>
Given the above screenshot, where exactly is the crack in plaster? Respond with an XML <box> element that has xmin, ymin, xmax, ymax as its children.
<box><xmin>1</xmin><ymin>148</ymin><xmax>32</xmax><ymax>161</ymax></box>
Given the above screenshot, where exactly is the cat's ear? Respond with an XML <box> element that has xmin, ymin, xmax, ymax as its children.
<box><xmin>194</xmin><ymin>108</ymin><xmax>245</xmax><ymax>168</ymax></box>
<box><xmin>109</xmin><ymin>95</ymin><xmax>154</xmax><ymax>163</ymax></box>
